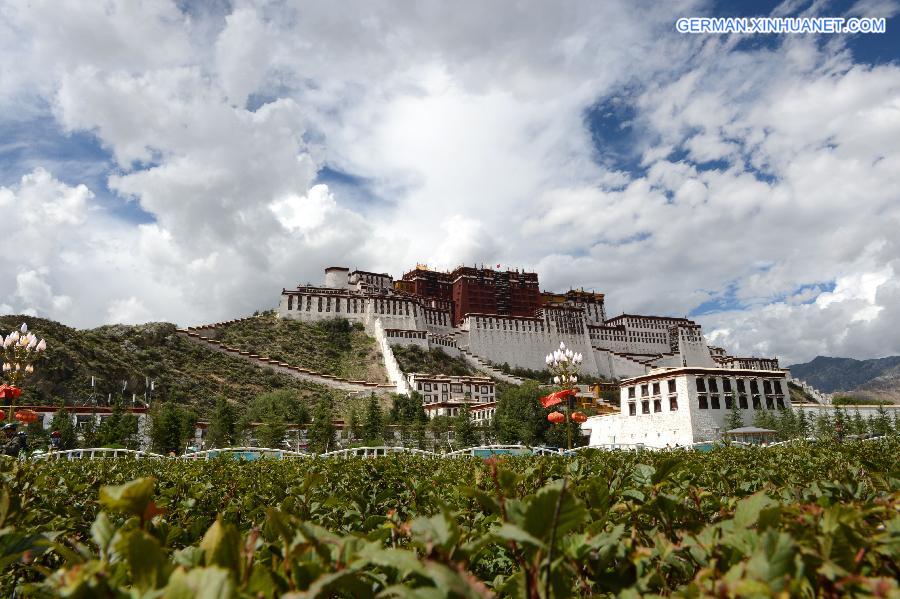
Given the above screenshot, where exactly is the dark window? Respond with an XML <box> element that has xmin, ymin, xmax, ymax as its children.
<box><xmin>708</xmin><ymin>379</ymin><xmax>719</xmax><ymax>392</ymax></box>
<box><xmin>424</xmin><ymin>383</ymin><xmax>432</xmax><ymax>392</ymax></box>
<box><xmin>737</xmin><ymin>379</ymin><xmax>746</xmax><ymax>392</ymax></box>
<box><xmin>752</xmin><ymin>396</ymin><xmax>761</xmax><ymax>409</ymax></box>
<box><xmin>667</xmin><ymin>379</ymin><xmax>676</xmax><ymax>393</ymax></box>
<box><xmin>669</xmin><ymin>397</ymin><xmax>678</xmax><ymax>411</ymax></box>
<box><xmin>724</xmin><ymin>395</ymin><xmax>733</xmax><ymax>409</ymax></box>
<box><xmin>450</xmin><ymin>384</ymin><xmax>462</xmax><ymax>393</ymax></box>
<box><xmin>696</xmin><ymin>378</ymin><xmax>706</xmax><ymax>392</ymax></box>
<box><xmin>711</xmin><ymin>395</ymin><xmax>721</xmax><ymax>410</ymax></box>
<box><xmin>442</xmin><ymin>393</ymin><xmax>448</xmax><ymax>401</ymax></box>
<box><xmin>287</xmin><ymin>295</ymin><xmax>293</xmax><ymax>310</ymax></box>
<box><xmin>652</xmin><ymin>383</ymin><xmax>660</xmax><ymax>395</ymax></box>
<box><xmin>776</xmin><ymin>397</ymin><xmax>785</xmax><ymax>409</ymax></box>
<box><xmin>698</xmin><ymin>395</ymin><xmax>708</xmax><ymax>409</ymax></box>
<box><xmin>766</xmin><ymin>397</ymin><xmax>775</xmax><ymax>410</ymax></box>
<box><xmin>763</xmin><ymin>380</ymin><xmax>773</xmax><ymax>394</ymax></box>
<box><xmin>628</xmin><ymin>387</ymin><xmax>636</xmax><ymax>399</ymax></box>
<box><xmin>641</xmin><ymin>384</ymin><xmax>649</xmax><ymax>397</ymax></box>
<box><xmin>723</xmin><ymin>379</ymin><xmax>732</xmax><ymax>392</ymax></box>
<box><xmin>641</xmin><ymin>401</ymin><xmax>650</xmax><ymax>414</ymax></box>
<box><xmin>628</xmin><ymin>403</ymin><xmax>636</xmax><ymax>416</ymax></box>
<box><xmin>653</xmin><ymin>399</ymin><xmax>662</xmax><ymax>413</ymax></box>
<box><xmin>750</xmin><ymin>380</ymin><xmax>759</xmax><ymax>393</ymax></box>
<box><xmin>739</xmin><ymin>396</ymin><xmax>748</xmax><ymax>409</ymax></box>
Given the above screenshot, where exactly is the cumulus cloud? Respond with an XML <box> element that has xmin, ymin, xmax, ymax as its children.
<box><xmin>0</xmin><ymin>0</ymin><xmax>898</xmax><ymax>365</ymax></box>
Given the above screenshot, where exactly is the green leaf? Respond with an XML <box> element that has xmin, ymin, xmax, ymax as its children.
<box><xmin>164</xmin><ymin>566</ymin><xmax>235</xmax><ymax>599</ymax></box>
<box><xmin>99</xmin><ymin>477</ymin><xmax>155</xmax><ymax>518</ymax></box>
<box><xmin>120</xmin><ymin>529</ymin><xmax>168</xmax><ymax>591</ymax></box>
<box><xmin>733</xmin><ymin>492</ymin><xmax>778</xmax><ymax>529</ymax></box>
<box><xmin>199</xmin><ymin>517</ymin><xmax>241</xmax><ymax>572</ymax></box>
<box><xmin>90</xmin><ymin>512</ymin><xmax>115</xmax><ymax>559</ymax></box>
<box><xmin>490</xmin><ymin>522</ymin><xmax>546</xmax><ymax>549</ymax></box>
<box><xmin>522</xmin><ymin>480</ymin><xmax>586</xmax><ymax>543</ymax></box>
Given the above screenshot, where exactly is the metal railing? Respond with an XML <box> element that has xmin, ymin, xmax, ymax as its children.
<box><xmin>34</xmin><ymin>448</ymin><xmax>166</xmax><ymax>460</ymax></box>
<box><xmin>180</xmin><ymin>447</ymin><xmax>312</xmax><ymax>460</ymax></box>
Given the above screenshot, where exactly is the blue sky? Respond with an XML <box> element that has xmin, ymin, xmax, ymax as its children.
<box><xmin>1</xmin><ymin>0</ymin><xmax>899</xmax><ymax>364</ymax></box>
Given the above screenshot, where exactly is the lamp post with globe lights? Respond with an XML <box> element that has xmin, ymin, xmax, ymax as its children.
<box><xmin>1</xmin><ymin>322</ymin><xmax>48</xmax><ymax>423</ymax></box>
<box><xmin>542</xmin><ymin>342</ymin><xmax>589</xmax><ymax>451</ymax></box>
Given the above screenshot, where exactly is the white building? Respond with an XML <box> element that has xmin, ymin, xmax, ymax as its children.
<box><xmin>407</xmin><ymin>373</ymin><xmax>495</xmax><ymax>418</ymax></box>
<box><xmin>278</xmin><ymin>266</ymin><xmax>785</xmax><ymax>389</ymax></box>
<box><xmin>584</xmin><ymin>367</ymin><xmax>791</xmax><ymax>448</ymax></box>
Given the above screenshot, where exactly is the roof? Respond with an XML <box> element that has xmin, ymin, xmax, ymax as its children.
<box><xmin>725</xmin><ymin>426</ymin><xmax>777</xmax><ymax>434</ymax></box>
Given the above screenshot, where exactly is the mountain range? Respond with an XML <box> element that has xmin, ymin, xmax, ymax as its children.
<box><xmin>788</xmin><ymin>355</ymin><xmax>900</xmax><ymax>403</ymax></box>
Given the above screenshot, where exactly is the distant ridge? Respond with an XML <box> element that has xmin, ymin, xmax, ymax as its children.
<box><xmin>788</xmin><ymin>355</ymin><xmax>900</xmax><ymax>403</ymax></box>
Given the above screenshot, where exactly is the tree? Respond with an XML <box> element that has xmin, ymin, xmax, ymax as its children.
<box><xmin>256</xmin><ymin>414</ymin><xmax>288</xmax><ymax>448</ymax></box>
<box><xmin>49</xmin><ymin>407</ymin><xmax>77</xmax><ymax>450</ymax></box>
<box><xmin>206</xmin><ymin>397</ymin><xmax>237</xmax><ymax>448</ymax></box>
<box><xmin>776</xmin><ymin>408</ymin><xmax>797</xmax><ymax>440</ymax></box>
<box><xmin>851</xmin><ymin>409</ymin><xmax>867</xmax><ymax>437</ymax></box>
<box><xmin>453</xmin><ymin>405</ymin><xmax>479</xmax><ymax>448</ymax></box>
<box><xmin>873</xmin><ymin>404</ymin><xmax>892</xmax><ymax>436</ymax></box>
<box><xmin>428</xmin><ymin>415</ymin><xmax>453</xmax><ymax>452</ymax></box>
<box><xmin>815</xmin><ymin>411</ymin><xmax>833</xmax><ymax>441</ymax></box>
<box><xmin>97</xmin><ymin>400</ymin><xmax>140</xmax><ymax>449</ymax></box>
<box><xmin>725</xmin><ymin>399</ymin><xmax>744</xmax><ymax>433</ymax></box>
<box><xmin>346</xmin><ymin>405</ymin><xmax>362</xmax><ymax>443</ymax></box>
<box><xmin>307</xmin><ymin>399</ymin><xmax>335</xmax><ymax>453</ymax></box>
<box><xmin>363</xmin><ymin>394</ymin><xmax>384</xmax><ymax>444</ymax></box>
<box><xmin>796</xmin><ymin>408</ymin><xmax>810</xmax><ymax>438</ymax></box>
<box><xmin>149</xmin><ymin>402</ymin><xmax>197</xmax><ymax>455</ymax></box>
<box><xmin>493</xmin><ymin>381</ymin><xmax>547</xmax><ymax>446</ymax></box>
<box><xmin>752</xmin><ymin>408</ymin><xmax>776</xmax><ymax>431</ymax></box>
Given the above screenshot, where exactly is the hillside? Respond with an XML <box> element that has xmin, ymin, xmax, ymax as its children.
<box><xmin>0</xmin><ymin>315</ymin><xmax>344</xmax><ymax>413</ymax></box>
<box><xmin>788</xmin><ymin>355</ymin><xmax>900</xmax><ymax>403</ymax></box>
<box><xmin>206</xmin><ymin>313</ymin><xmax>388</xmax><ymax>382</ymax></box>
<box><xmin>391</xmin><ymin>345</ymin><xmax>478</xmax><ymax>376</ymax></box>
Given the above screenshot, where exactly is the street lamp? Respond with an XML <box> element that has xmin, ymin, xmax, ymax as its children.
<box><xmin>542</xmin><ymin>342</ymin><xmax>588</xmax><ymax>450</ymax></box>
<box><xmin>1</xmin><ymin>323</ymin><xmax>48</xmax><ymax>422</ymax></box>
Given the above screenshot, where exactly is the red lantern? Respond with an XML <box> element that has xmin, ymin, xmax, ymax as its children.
<box><xmin>547</xmin><ymin>411</ymin><xmax>566</xmax><ymax>424</ymax></box>
<box><xmin>0</xmin><ymin>385</ymin><xmax>22</xmax><ymax>400</ymax></box>
<box><xmin>15</xmin><ymin>409</ymin><xmax>39</xmax><ymax>424</ymax></box>
<box><xmin>571</xmin><ymin>411</ymin><xmax>588</xmax><ymax>423</ymax></box>
<box><xmin>540</xmin><ymin>388</ymin><xmax>576</xmax><ymax>408</ymax></box>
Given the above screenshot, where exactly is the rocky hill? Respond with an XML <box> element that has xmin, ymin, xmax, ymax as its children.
<box><xmin>788</xmin><ymin>355</ymin><xmax>900</xmax><ymax>403</ymax></box>
<box><xmin>0</xmin><ymin>315</ymin><xmax>348</xmax><ymax>413</ymax></box>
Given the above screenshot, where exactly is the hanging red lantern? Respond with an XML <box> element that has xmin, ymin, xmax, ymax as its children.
<box><xmin>547</xmin><ymin>411</ymin><xmax>566</xmax><ymax>424</ymax></box>
<box><xmin>0</xmin><ymin>385</ymin><xmax>22</xmax><ymax>400</ymax></box>
<box><xmin>540</xmin><ymin>388</ymin><xmax>576</xmax><ymax>408</ymax></box>
<box><xmin>14</xmin><ymin>409</ymin><xmax>39</xmax><ymax>424</ymax></box>
<box><xmin>571</xmin><ymin>411</ymin><xmax>588</xmax><ymax>423</ymax></box>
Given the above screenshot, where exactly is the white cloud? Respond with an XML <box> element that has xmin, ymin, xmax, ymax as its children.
<box><xmin>0</xmin><ymin>0</ymin><xmax>898</xmax><ymax>365</ymax></box>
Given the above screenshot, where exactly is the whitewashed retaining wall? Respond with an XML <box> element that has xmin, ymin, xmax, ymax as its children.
<box><xmin>373</xmin><ymin>318</ymin><xmax>411</xmax><ymax>395</ymax></box>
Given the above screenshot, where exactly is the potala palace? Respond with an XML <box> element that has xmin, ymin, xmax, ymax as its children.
<box><xmin>278</xmin><ymin>265</ymin><xmax>792</xmax><ymax>447</ymax></box>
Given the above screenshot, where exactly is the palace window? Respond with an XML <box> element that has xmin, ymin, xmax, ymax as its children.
<box><xmin>450</xmin><ymin>384</ymin><xmax>462</xmax><ymax>393</ymax></box>
<box><xmin>652</xmin><ymin>383</ymin><xmax>660</xmax><ymax>395</ymax></box>
<box><xmin>698</xmin><ymin>395</ymin><xmax>709</xmax><ymax>409</ymax></box>
<box><xmin>653</xmin><ymin>399</ymin><xmax>662</xmax><ymax>413</ymax></box>
<box><xmin>708</xmin><ymin>379</ymin><xmax>719</xmax><ymax>393</ymax></box>
<box><xmin>765</xmin><ymin>397</ymin><xmax>775</xmax><ymax>410</ymax></box>
<box><xmin>750</xmin><ymin>380</ymin><xmax>759</xmax><ymax>394</ymax></box>
<box><xmin>752</xmin><ymin>396</ymin><xmax>761</xmax><ymax>409</ymax></box>
<box><xmin>641</xmin><ymin>384</ymin><xmax>649</xmax><ymax>397</ymax></box>
<box><xmin>628</xmin><ymin>403</ymin><xmax>636</xmax><ymax>416</ymax></box>
<box><xmin>424</xmin><ymin>383</ymin><xmax>432</xmax><ymax>392</ymax></box>
<box><xmin>669</xmin><ymin>396</ymin><xmax>678</xmax><ymax>411</ymax></box>
<box><xmin>739</xmin><ymin>395</ymin><xmax>748</xmax><ymax>409</ymax></box>
<box><xmin>287</xmin><ymin>295</ymin><xmax>293</xmax><ymax>310</ymax></box>
<box><xmin>481</xmin><ymin>385</ymin><xmax>490</xmax><ymax>394</ymax></box>
<box><xmin>737</xmin><ymin>379</ymin><xmax>746</xmax><ymax>393</ymax></box>
<box><xmin>776</xmin><ymin>396</ymin><xmax>785</xmax><ymax>409</ymax></box>
<box><xmin>641</xmin><ymin>401</ymin><xmax>650</xmax><ymax>414</ymax></box>
<box><xmin>696</xmin><ymin>378</ymin><xmax>706</xmax><ymax>392</ymax></box>
<box><xmin>306</xmin><ymin>296</ymin><xmax>311</xmax><ymax>311</ymax></box>
<box><xmin>723</xmin><ymin>379</ymin><xmax>732</xmax><ymax>392</ymax></box>
<box><xmin>763</xmin><ymin>380</ymin><xmax>773</xmax><ymax>394</ymax></box>
<box><xmin>724</xmin><ymin>395</ymin><xmax>733</xmax><ymax>409</ymax></box>
<box><xmin>710</xmin><ymin>395</ymin><xmax>721</xmax><ymax>409</ymax></box>
<box><xmin>628</xmin><ymin>386</ymin><xmax>635</xmax><ymax>399</ymax></box>
<box><xmin>667</xmin><ymin>379</ymin><xmax>676</xmax><ymax>393</ymax></box>
<box><xmin>317</xmin><ymin>297</ymin><xmax>322</xmax><ymax>312</ymax></box>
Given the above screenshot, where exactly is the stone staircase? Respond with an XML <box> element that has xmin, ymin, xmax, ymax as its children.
<box><xmin>176</xmin><ymin>328</ymin><xmax>395</xmax><ymax>394</ymax></box>
<box><xmin>457</xmin><ymin>348</ymin><xmax>528</xmax><ymax>385</ymax></box>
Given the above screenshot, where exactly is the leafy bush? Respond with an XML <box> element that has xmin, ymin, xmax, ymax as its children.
<box><xmin>2</xmin><ymin>439</ymin><xmax>899</xmax><ymax>596</ymax></box>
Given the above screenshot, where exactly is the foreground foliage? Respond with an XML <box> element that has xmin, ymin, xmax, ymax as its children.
<box><xmin>1</xmin><ymin>439</ymin><xmax>899</xmax><ymax>597</ymax></box>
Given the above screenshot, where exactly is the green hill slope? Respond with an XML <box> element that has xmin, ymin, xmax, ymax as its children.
<box><xmin>206</xmin><ymin>313</ymin><xmax>389</xmax><ymax>382</ymax></box>
<box><xmin>0</xmin><ymin>315</ymin><xmax>343</xmax><ymax>413</ymax></box>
